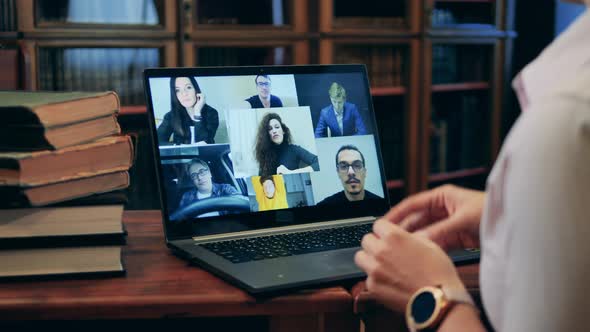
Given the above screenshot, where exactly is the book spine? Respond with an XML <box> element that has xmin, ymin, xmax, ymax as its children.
<box><xmin>0</xmin><ymin>1</ymin><xmax>5</xmax><ymax>31</ymax></box>
<box><xmin>460</xmin><ymin>95</ymin><xmax>484</xmax><ymax>168</ymax></box>
<box><xmin>0</xmin><ymin>234</ymin><xmax>127</xmax><ymax>250</ymax></box>
<box><xmin>0</xmin><ymin>268</ymin><xmax>126</xmax><ymax>281</ymax></box>
<box><xmin>56</xmin><ymin>48</ymin><xmax>65</xmax><ymax>91</ymax></box>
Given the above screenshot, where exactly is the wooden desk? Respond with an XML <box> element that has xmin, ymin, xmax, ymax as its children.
<box><xmin>351</xmin><ymin>264</ymin><xmax>482</xmax><ymax>332</ymax></box>
<box><xmin>0</xmin><ymin>211</ymin><xmax>358</xmax><ymax>332</ymax></box>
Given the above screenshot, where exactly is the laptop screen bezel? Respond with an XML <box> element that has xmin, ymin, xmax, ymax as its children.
<box><xmin>143</xmin><ymin>64</ymin><xmax>392</xmax><ymax>242</ymax></box>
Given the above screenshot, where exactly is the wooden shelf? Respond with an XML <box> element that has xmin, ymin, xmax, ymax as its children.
<box><xmin>371</xmin><ymin>86</ymin><xmax>407</xmax><ymax>96</ymax></box>
<box><xmin>120</xmin><ymin>106</ymin><xmax>147</xmax><ymax>115</ymax></box>
<box><xmin>0</xmin><ymin>32</ymin><xmax>20</xmax><ymax>39</ymax></box>
<box><xmin>431</xmin><ymin>81</ymin><xmax>490</xmax><ymax>93</ymax></box>
<box><xmin>428</xmin><ymin>167</ymin><xmax>488</xmax><ymax>183</ymax></box>
<box><xmin>386</xmin><ymin>179</ymin><xmax>405</xmax><ymax>189</ymax></box>
<box><xmin>426</xmin><ymin>28</ymin><xmax>506</xmax><ymax>38</ymax></box>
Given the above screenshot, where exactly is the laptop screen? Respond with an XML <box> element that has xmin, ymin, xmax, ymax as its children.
<box><xmin>144</xmin><ymin>65</ymin><xmax>391</xmax><ymax>240</ymax></box>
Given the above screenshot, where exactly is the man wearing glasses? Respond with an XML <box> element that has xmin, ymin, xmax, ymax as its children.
<box><xmin>178</xmin><ymin>158</ymin><xmax>239</xmax><ymax>216</ymax></box>
<box><xmin>245</xmin><ymin>74</ymin><xmax>284</xmax><ymax>108</ymax></box>
<box><xmin>317</xmin><ymin>145</ymin><xmax>380</xmax><ymax>205</ymax></box>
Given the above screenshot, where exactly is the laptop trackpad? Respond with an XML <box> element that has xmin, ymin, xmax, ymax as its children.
<box><xmin>232</xmin><ymin>247</ymin><xmax>363</xmax><ymax>288</ymax></box>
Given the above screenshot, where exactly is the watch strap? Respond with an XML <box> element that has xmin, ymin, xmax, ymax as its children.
<box><xmin>440</xmin><ymin>285</ymin><xmax>476</xmax><ymax>308</ymax></box>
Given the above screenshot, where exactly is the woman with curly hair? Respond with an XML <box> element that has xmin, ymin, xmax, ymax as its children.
<box><xmin>254</xmin><ymin>112</ymin><xmax>319</xmax><ymax>176</ymax></box>
<box><xmin>157</xmin><ymin>76</ymin><xmax>219</xmax><ymax>145</ymax></box>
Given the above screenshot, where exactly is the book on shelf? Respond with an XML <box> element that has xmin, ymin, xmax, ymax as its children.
<box><xmin>383</xmin><ymin>47</ymin><xmax>393</xmax><ymax>87</ymax></box>
<box><xmin>0</xmin><ymin>0</ymin><xmax>16</xmax><ymax>31</ymax></box>
<box><xmin>437</xmin><ymin>120</ymin><xmax>448</xmax><ymax>173</ymax></box>
<box><xmin>0</xmin><ymin>135</ymin><xmax>134</xmax><ymax>186</ymax></box>
<box><xmin>430</xmin><ymin>94</ymin><xmax>487</xmax><ymax>174</ymax></box>
<box><xmin>460</xmin><ymin>95</ymin><xmax>485</xmax><ymax>168</ymax></box>
<box><xmin>0</xmin><ymin>170</ymin><xmax>130</xmax><ymax>207</ymax></box>
<box><xmin>370</xmin><ymin>46</ymin><xmax>382</xmax><ymax>87</ymax></box>
<box><xmin>0</xmin><ymin>246</ymin><xmax>125</xmax><ymax>279</ymax></box>
<box><xmin>432</xmin><ymin>45</ymin><xmax>458</xmax><ymax>84</ymax></box>
<box><xmin>0</xmin><ymin>205</ymin><xmax>126</xmax><ymax>249</ymax></box>
<box><xmin>334</xmin><ymin>46</ymin><xmax>366</xmax><ymax>69</ymax></box>
<box><xmin>393</xmin><ymin>49</ymin><xmax>402</xmax><ymax>86</ymax></box>
<box><xmin>430</xmin><ymin>105</ymin><xmax>449</xmax><ymax>174</ymax></box>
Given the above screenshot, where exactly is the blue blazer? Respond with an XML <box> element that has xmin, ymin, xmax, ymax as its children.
<box><xmin>314</xmin><ymin>102</ymin><xmax>367</xmax><ymax>137</ymax></box>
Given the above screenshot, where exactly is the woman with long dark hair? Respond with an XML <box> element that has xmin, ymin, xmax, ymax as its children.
<box><xmin>254</xmin><ymin>112</ymin><xmax>319</xmax><ymax>176</ymax></box>
<box><xmin>157</xmin><ymin>76</ymin><xmax>219</xmax><ymax>145</ymax></box>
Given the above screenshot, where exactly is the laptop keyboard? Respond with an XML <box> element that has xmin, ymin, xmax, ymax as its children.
<box><xmin>200</xmin><ymin>223</ymin><xmax>373</xmax><ymax>264</ymax></box>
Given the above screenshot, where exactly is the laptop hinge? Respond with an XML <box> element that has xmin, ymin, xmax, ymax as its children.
<box><xmin>192</xmin><ymin>216</ymin><xmax>376</xmax><ymax>243</ymax></box>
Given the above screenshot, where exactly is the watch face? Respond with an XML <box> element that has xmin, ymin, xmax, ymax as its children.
<box><xmin>412</xmin><ymin>291</ymin><xmax>437</xmax><ymax>324</ymax></box>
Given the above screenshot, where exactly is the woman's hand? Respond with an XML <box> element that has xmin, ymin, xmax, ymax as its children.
<box><xmin>385</xmin><ymin>184</ymin><xmax>485</xmax><ymax>251</ymax></box>
<box><xmin>355</xmin><ymin>219</ymin><xmax>466</xmax><ymax>313</ymax></box>
<box><xmin>276</xmin><ymin>165</ymin><xmax>291</xmax><ymax>174</ymax></box>
<box><xmin>195</xmin><ymin>93</ymin><xmax>206</xmax><ymax>113</ymax></box>
<box><xmin>277</xmin><ymin>165</ymin><xmax>316</xmax><ymax>175</ymax></box>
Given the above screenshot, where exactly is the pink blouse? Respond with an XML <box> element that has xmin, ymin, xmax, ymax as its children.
<box><xmin>480</xmin><ymin>11</ymin><xmax>590</xmax><ymax>331</ymax></box>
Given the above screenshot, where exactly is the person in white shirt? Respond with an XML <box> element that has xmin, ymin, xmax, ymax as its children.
<box><xmin>354</xmin><ymin>1</ymin><xmax>590</xmax><ymax>331</ymax></box>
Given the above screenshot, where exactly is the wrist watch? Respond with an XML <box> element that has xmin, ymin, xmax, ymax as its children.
<box><xmin>405</xmin><ymin>285</ymin><xmax>476</xmax><ymax>332</ymax></box>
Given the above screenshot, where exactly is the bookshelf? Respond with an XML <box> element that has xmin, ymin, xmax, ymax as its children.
<box><xmin>13</xmin><ymin>0</ymin><xmax>178</xmax><ymax>104</ymax></box>
<box><xmin>1</xmin><ymin>0</ymin><xmax>516</xmax><ymax>208</ymax></box>
<box><xmin>423</xmin><ymin>40</ymin><xmax>497</xmax><ymax>190</ymax></box>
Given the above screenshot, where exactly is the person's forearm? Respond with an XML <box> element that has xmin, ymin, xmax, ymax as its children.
<box><xmin>293</xmin><ymin>166</ymin><xmax>314</xmax><ymax>173</ymax></box>
<box><xmin>438</xmin><ymin>303</ymin><xmax>486</xmax><ymax>332</ymax></box>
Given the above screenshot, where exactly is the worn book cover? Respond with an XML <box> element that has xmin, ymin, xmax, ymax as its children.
<box><xmin>0</xmin><ymin>91</ymin><xmax>119</xmax><ymax>128</ymax></box>
<box><xmin>0</xmin><ymin>170</ymin><xmax>130</xmax><ymax>207</ymax></box>
<box><xmin>0</xmin><ymin>246</ymin><xmax>125</xmax><ymax>279</ymax></box>
<box><xmin>0</xmin><ymin>205</ymin><xmax>126</xmax><ymax>249</ymax></box>
<box><xmin>0</xmin><ymin>135</ymin><xmax>134</xmax><ymax>186</ymax></box>
<box><xmin>0</xmin><ymin>114</ymin><xmax>121</xmax><ymax>151</ymax></box>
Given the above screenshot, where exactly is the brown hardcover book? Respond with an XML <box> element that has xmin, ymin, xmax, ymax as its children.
<box><xmin>0</xmin><ymin>170</ymin><xmax>130</xmax><ymax>207</ymax></box>
<box><xmin>392</xmin><ymin>49</ymin><xmax>401</xmax><ymax>86</ymax></box>
<box><xmin>370</xmin><ymin>46</ymin><xmax>382</xmax><ymax>87</ymax></box>
<box><xmin>0</xmin><ymin>205</ymin><xmax>126</xmax><ymax>248</ymax></box>
<box><xmin>0</xmin><ymin>91</ymin><xmax>119</xmax><ymax>127</ymax></box>
<box><xmin>49</xmin><ymin>190</ymin><xmax>129</xmax><ymax>207</ymax></box>
<box><xmin>0</xmin><ymin>246</ymin><xmax>125</xmax><ymax>279</ymax></box>
<box><xmin>0</xmin><ymin>135</ymin><xmax>134</xmax><ymax>186</ymax></box>
<box><xmin>0</xmin><ymin>114</ymin><xmax>121</xmax><ymax>151</ymax></box>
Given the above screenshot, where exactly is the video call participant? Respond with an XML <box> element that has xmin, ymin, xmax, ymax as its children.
<box><xmin>314</xmin><ymin>82</ymin><xmax>367</xmax><ymax>138</ymax></box>
<box><xmin>245</xmin><ymin>75</ymin><xmax>284</xmax><ymax>108</ymax></box>
<box><xmin>178</xmin><ymin>158</ymin><xmax>239</xmax><ymax>217</ymax></box>
<box><xmin>157</xmin><ymin>76</ymin><xmax>219</xmax><ymax>145</ymax></box>
<box><xmin>317</xmin><ymin>145</ymin><xmax>380</xmax><ymax>205</ymax></box>
<box><xmin>255</xmin><ymin>175</ymin><xmax>288</xmax><ymax>211</ymax></box>
<box><xmin>255</xmin><ymin>112</ymin><xmax>319</xmax><ymax>176</ymax></box>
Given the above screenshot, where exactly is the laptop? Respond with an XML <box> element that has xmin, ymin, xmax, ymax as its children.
<box><xmin>143</xmin><ymin>64</ymin><xmax>479</xmax><ymax>295</ymax></box>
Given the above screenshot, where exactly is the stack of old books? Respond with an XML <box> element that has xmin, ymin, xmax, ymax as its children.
<box><xmin>0</xmin><ymin>91</ymin><xmax>134</xmax><ymax>279</ymax></box>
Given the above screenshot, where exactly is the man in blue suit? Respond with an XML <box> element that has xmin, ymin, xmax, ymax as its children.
<box><xmin>314</xmin><ymin>82</ymin><xmax>367</xmax><ymax>138</ymax></box>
